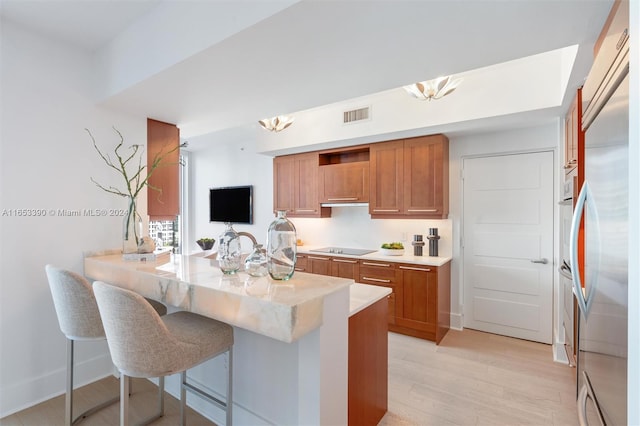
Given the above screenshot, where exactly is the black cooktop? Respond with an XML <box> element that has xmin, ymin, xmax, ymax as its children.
<box><xmin>309</xmin><ymin>247</ymin><xmax>377</xmax><ymax>256</ymax></box>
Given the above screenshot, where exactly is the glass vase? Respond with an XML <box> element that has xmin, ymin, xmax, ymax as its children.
<box><xmin>245</xmin><ymin>243</ymin><xmax>268</xmax><ymax>277</ymax></box>
<box><xmin>218</xmin><ymin>222</ymin><xmax>242</xmax><ymax>274</ymax></box>
<box><xmin>123</xmin><ymin>197</ymin><xmax>143</xmax><ymax>254</ymax></box>
<box><xmin>266</xmin><ymin>210</ymin><xmax>297</xmax><ymax>280</ymax></box>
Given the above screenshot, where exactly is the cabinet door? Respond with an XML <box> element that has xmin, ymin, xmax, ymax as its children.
<box><xmin>273</xmin><ymin>153</ymin><xmax>329</xmax><ymax>217</ymax></box>
<box><xmin>147</xmin><ymin>118</ymin><xmax>180</xmax><ymax>221</ymax></box>
<box><xmin>319</xmin><ymin>162</ymin><xmax>370</xmax><ymax>203</ymax></box>
<box><xmin>307</xmin><ymin>255</ymin><xmax>331</xmax><ymax>276</ymax></box>
<box><xmin>273</xmin><ymin>155</ymin><xmax>294</xmax><ymax>214</ymax></box>
<box><xmin>294</xmin><ymin>152</ymin><xmax>322</xmax><ymax>215</ymax></box>
<box><xmin>369</xmin><ymin>140</ymin><xmax>404</xmax><ymax>216</ymax></box>
<box><xmin>331</xmin><ymin>257</ymin><xmax>359</xmax><ymax>280</ymax></box>
<box><xmin>396</xmin><ymin>264</ymin><xmax>437</xmax><ymax>334</ymax></box>
<box><xmin>403</xmin><ymin>135</ymin><xmax>449</xmax><ymax>218</ymax></box>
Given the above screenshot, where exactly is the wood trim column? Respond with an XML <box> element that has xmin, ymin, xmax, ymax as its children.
<box><xmin>147</xmin><ymin>118</ymin><xmax>180</xmax><ymax>221</ymax></box>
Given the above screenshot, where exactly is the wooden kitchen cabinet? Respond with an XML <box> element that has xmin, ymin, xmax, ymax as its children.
<box><xmin>403</xmin><ymin>136</ymin><xmax>449</xmax><ymax>218</ymax></box>
<box><xmin>564</xmin><ymin>90</ymin><xmax>582</xmax><ymax>174</ymax></box>
<box><xmin>348</xmin><ymin>296</ymin><xmax>388</xmax><ymax>426</ymax></box>
<box><xmin>369</xmin><ymin>140</ymin><xmax>404</xmax><ymax>216</ymax></box>
<box><xmin>359</xmin><ymin>260</ymin><xmax>401</xmax><ymax>326</ymax></box>
<box><xmin>318</xmin><ymin>161</ymin><xmax>370</xmax><ymax>204</ymax></box>
<box><xmin>394</xmin><ymin>262</ymin><xmax>450</xmax><ymax>344</ymax></box>
<box><xmin>369</xmin><ymin>135</ymin><xmax>449</xmax><ymax>219</ymax></box>
<box><xmin>306</xmin><ymin>254</ymin><xmax>332</xmax><ymax>275</ymax></box>
<box><xmin>331</xmin><ymin>256</ymin><xmax>359</xmax><ymax>280</ymax></box>
<box><xmin>147</xmin><ymin>118</ymin><xmax>180</xmax><ymax>221</ymax></box>
<box><xmin>318</xmin><ymin>145</ymin><xmax>370</xmax><ymax>205</ymax></box>
<box><xmin>358</xmin><ymin>259</ymin><xmax>451</xmax><ymax>343</ymax></box>
<box><xmin>273</xmin><ymin>153</ymin><xmax>330</xmax><ymax>217</ymax></box>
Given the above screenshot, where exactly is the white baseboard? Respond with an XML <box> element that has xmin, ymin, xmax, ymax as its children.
<box><xmin>0</xmin><ymin>353</ymin><xmax>114</xmax><ymax>418</ymax></box>
<box><xmin>158</xmin><ymin>374</ymin><xmax>274</xmax><ymax>425</ymax></box>
<box><xmin>450</xmin><ymin>313</ymin><xmax>463</xmax><ymax>330</ymax></box>
<box><xmin>553</xmin><ymin>341</ymin><xmax>570</xmax><ymax>365</ymax></box>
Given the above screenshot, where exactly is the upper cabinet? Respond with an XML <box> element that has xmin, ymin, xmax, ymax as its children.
<box><xmin>272</xmin><ymin>133</ymin><xmax>449</xmax><ymax>219</ymax></box>
<box><xmin>147</xmin><ymin>118</ymin><xmax>180</xmax><ymax>221</ymax></box>
<box><xmin>318</xmin><ymin>145</ymin><xmax>370</xmax><ymax>204</ymax></box>
<box><xmin>564</xmin><ymin>90</ymin><xmax>582</xmax><ymax>174</ymax></box>
<box><xmin>273</xmin><ymin>152</ymin><xmax>331</xmax><ymax>218</ymax></box>
<box><xmin>369</xmin><ymin>140</ymin><xmax>404</xmax><ymax>216</ymax></box>
<box><xmin>370</xmin><ymin>135</ymin><xmax>449</xmax><ymax>219</ymax></box>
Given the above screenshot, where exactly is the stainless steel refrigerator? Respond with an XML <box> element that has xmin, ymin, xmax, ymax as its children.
<box><xmin>570</xmin><ymin>2</ymin><xmax>629</xmax><ymax>424</ymax></box>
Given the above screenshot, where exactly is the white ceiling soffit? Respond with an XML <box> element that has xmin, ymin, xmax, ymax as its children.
<box><xmin>95</xmin><ymin>0</ymin><xmax>612</xmax><ymax>139</ymax></box>
<box><xmin>254</xmin><ymin>45</ymin><xmax>581</xmax><ymax>155</ymax></box>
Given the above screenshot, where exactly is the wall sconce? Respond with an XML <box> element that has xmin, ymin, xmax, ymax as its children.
<box><xmin>258</xmin><ymin>115</ymin><xmax>294</xmax><ymax>132</ymax></box>
<box><xmin>403</xmin><ymin>76</ymin><xmax>463</xmax><ymax>101</ymax></box>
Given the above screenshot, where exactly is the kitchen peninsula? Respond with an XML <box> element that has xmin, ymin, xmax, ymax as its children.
<box><xmin>83</xmin><ymin>250</ymin><xmax>388</xmax><ymax>425</ymax></box>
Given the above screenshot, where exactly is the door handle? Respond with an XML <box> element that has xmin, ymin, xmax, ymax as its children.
<box><xmin>570</xmin><ymin>182</ymin><xmax>589</xmax><ymax>315</ymax></box>
<box><xmin>530</xmin><ymin>258</ymin><xmax>548</xmax><ymax>264</ymax></box>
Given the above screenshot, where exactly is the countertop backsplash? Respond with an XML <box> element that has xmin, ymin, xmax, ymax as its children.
<box><xmin>289</xmin><ymin>206</ymin><xmax>453</xmax><ymax>259</ymax></box>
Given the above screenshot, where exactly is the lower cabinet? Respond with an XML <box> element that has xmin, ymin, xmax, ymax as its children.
<box><xmin>394</xmin><ymin>262</ymin><xmax>451</xmax><ymax>344</ymax></box>
<box><xmin>358</xmin><ymin>260</ymin><xmax>400</xmax><ymax>326</ymax></box>
<box><xmin>348</xmin><ymin>296</ymin><xmax>388</xmax><ymax>426</ymax></box>
<box><xmin>297</xmin><ymin>252</ymin><xmax>451</xmax><ymax>344</ymax></box>
<box><xmin>359</xmin><ymin>259</ymin><xmax>450</xmax><ymax>344</ymax></box>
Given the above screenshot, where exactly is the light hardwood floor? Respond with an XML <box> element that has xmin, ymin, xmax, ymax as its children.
<box><xmin>1</xmin><ymin>329</ymin><xmax>577</xmax><ymax>426</ymax></box>
<box><xmin>379</xmin><ymin>329</ymin><xmax>578</xmax><ymax>426</ymax></box>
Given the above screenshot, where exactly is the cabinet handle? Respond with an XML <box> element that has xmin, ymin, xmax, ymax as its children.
<box><xmin>372</xmin><ymin>209</ymin><xmax>400</xmax><ymax>212</ymax></box>
<box><xmin>295</xmin><ymin>209</ymin><xmax>316</xmax><ymax>212</ymax></box>
<box><xmin>332</xmin><ymin>259</ymin><xmax>357</xmax><ymax>264</ymax></box>
<box><xmin>407</xmin><ymin>209</ymin><xmax>437</xmax><ymax>212</ymax></box>
<box><xmin>399</xmin><ymin>266</ymin><xmax>431</xmax><ymax>272</ymax></box>
<box><xmin>362</xmin><ymin>261</ymin><xmax>391</xmax><ymax>267</ymax></box>
<box><xmin>294</xmin><ymin>268</ymin><xmax>305</xmax><ymax>271</ymax></box>
<box><xmin>327</xmin><ymin>197</ymin><xmax>358</xmax><ymax>201</ymax></box>
<box><xmin>297</xmin><ymin>255</ymin><xmax>306</xmax><ymax>259</ymax></box>
<box><xmin>362</xmin><ymin>276</ymin><xmax>391</xmax><ymax>283</ymax></box>
<box><xmin>308</xmin><ymin>256</ymin><xmax>328</xmax><ymax>260</ymax></box>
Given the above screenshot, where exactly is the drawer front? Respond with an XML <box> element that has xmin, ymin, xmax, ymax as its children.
<box><xmin>359</xmin><ymin>260</ymin><xmax>398</xmax><ymax>285</ymax></box>
<box><xmin>295</xmin><ymin>254</ymin><xmax>308</xmax><ymax>272</ymax></box>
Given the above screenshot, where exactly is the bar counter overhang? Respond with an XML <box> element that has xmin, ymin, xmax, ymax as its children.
<box><xmin>84</xmin><ymin>250</ymin><xmax>351</xmax><ymax>425</ymax></box>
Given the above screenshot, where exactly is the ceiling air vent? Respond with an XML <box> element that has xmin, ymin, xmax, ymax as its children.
<box><xmin>343</xmin><ymin>106</ymin><xmax>370</xmax><ymax>124</ymax></box>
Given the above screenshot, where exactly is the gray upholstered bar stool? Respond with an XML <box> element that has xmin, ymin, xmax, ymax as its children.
<box><xmin>93</xmin><ymin>281</ymin><xmax>234</xmax><ymax>426</ymax></box>
<box><xmin>45</xmin><ymin>265</ymin><xmax>167</xmax><ymax>425</ymax></box>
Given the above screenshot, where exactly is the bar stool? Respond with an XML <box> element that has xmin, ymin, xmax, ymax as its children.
<box><xmin>92</xmin><ymin>281</ymin><xmax>233</xmax><ymax>426</ymax></box>
<box><xmin>45</xmin><ymin>265</ymin><xmax>167</xmax><ymax>425</ymax></box>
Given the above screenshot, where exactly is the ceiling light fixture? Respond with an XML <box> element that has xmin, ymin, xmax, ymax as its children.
<box><xmin>403</xmin><ymin>75</ymin><xmax>463</xmax><ymax>101</ymax></box>
<box><xmin>258</xmin><ymin>115</ymin><xmax>294</xmax><ymax>132</ymax></box>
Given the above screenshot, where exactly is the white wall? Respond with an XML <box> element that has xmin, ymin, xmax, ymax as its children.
<box><xmin>0</xmin><ymin>20</ymin><xmax>145</xmax><ymax>416</ymax></box>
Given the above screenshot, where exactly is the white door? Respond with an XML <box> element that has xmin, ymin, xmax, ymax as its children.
<box><xmin>462</xmin><ymin>151</ymin><xmax>554</xmax><ymax>344</ymax></box>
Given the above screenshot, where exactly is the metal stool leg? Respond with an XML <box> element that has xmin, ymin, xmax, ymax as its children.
<box><xmin>66</xmin><ymin>338</ymin><xmax>119</xmax><ymax>426</ymax></box>
<box><xmin>65</xmin><ymin>339</ymin><xmax>74</xmax><ymax>426</ymax></box>
<box><xmin>227</xmin><ymin>347</ymin><xmax>233</xmax><ymax>426</ymax></box>
<box><xmin>120</xmin><ymin>374</ymin><xmax>129</xmax><ymax>426</ymax></box>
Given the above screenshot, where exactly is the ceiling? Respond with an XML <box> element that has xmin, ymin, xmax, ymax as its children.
<box><xmin>0</xmin><ymin>0</ymin><xmax>614</xmax><ymax>144</ymax></box>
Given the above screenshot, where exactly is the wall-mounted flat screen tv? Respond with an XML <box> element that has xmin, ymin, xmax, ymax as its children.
<box><xmin>209</xmin><ymin>185</ymin><xmax>253</xmax><ymax>224</ymax></box>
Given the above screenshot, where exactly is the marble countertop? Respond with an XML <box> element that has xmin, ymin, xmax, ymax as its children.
<box><xmin>298</xmin><ymin>245</ymin><xmax>452</xmax><ymax>267</ymax></box>
<box><xmin>349</xmin><ymin>283</ymin><xmax>391</xmax><ymax>317</ymax></box>
<box><xmin>84</xmin><ymin>252</ymin><xmax>353</xmax><ymax>343</ymax></box>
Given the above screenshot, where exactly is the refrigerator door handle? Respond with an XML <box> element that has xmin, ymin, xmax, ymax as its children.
<box><xmin>577</xmin><ymin>372</ymin><xmax>606</xmax><ymax>426</ymax></box>
<box><xmin>570</xmin><ymin>182</ymin><xmax>589</xmax><ymax>315</ymax></box>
